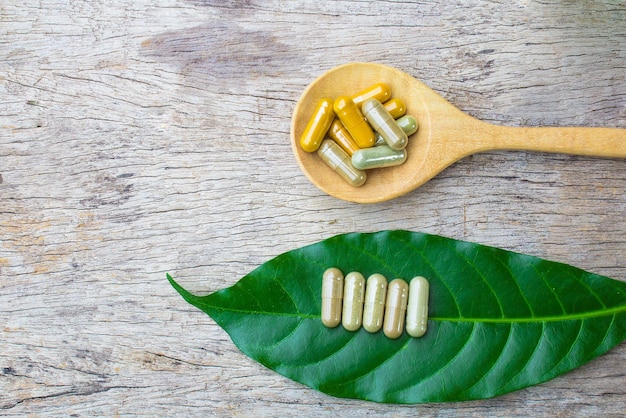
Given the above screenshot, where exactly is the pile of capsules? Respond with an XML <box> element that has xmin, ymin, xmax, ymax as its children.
<box><xmin>299</xmin><ymin>83</ymin><xmax>418</xmax><ymax>187</ymax></box>
<box><xmin>321</xmin><ymin>268</ymin><xmax>430</xmax><ymax>339</ymax></box>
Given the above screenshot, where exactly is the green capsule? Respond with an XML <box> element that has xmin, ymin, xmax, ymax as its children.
<box><xmin>375</xmin><ymin>114</ymin><xmax>418</xmax><ymax>145</ymax></box>
<box><xmin>397</xmin><ymin>115</ymin><xmax>418</xmax><ymax>136</ymax></box>
<box><xmin>317</xmin><ymin>140</ymin><xmax>367</xmax><ymax>187</ymax></box>
<box><xmin>342</xmin><ymin>272</ymin><xmax>365</xmax><ymax>331</ymax></box>
<box><xmin>351</xmin><ymin>145</ymin><xmax>407</xmax><ymax>170</ymax></box>
<box><xmin>362</xmin><ymin>98</ymin><xmax>408</xmax><ymax>150</ymax></box>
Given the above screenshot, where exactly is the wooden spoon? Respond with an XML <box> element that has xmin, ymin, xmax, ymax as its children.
<box><xmin>290</xmin><ymin>62</ymin><xmax>626</xmax><ymax>203</ymax></box>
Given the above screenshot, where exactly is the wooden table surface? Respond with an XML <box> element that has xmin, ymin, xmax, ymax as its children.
<box><xmin>1</xmin><ymin>1</ymin><xmax>625</xmax><ymax>416</ymax></box>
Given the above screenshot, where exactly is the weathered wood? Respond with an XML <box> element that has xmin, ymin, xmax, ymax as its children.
<box><xmin>1</xmin><ymin>0</ymin><xmax>625</xmax><ymax>415</ymax></box>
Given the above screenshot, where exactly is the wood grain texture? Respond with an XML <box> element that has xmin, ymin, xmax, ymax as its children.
<box><xmin>1</xmin><ymin>0</ymin><xmax>624</xmax><ymax>416</ymax></box>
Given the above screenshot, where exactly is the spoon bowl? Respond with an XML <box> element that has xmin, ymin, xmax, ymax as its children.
<box><xmin>290</xmin><ymin>62</ymin><xmax>626</xmax><ymax>203</ymax></box>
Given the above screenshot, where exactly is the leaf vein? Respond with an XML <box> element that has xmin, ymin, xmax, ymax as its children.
<box><xmin>271</xmin><ymin>268</ymin><xmax>301</xmax><ymax>315</ymax></box>
<box><xmin>493</xmin><ymin>254</ymin><xmax>536</xmax><ymax>317</ymax></box>
<box><xmin>540</xmin><ymin>318</ymin><xmax>586</xmax><ymax>380</ymax></box>
<box><xmin>332</xmin><ymin>337</ymin><xmax>412</xmax><ymax>390</ymax></box>
<box><xmin>531</xmin><ymin>262</ymin><xmax>567</xmax><ymax>314</ymax></box>
<box><xmin>497</xmin><ymin>322</ymin><xmax>545</xmax><ymax>392</ymax></box>
<box><xmin>461</xmin><ymin>323</ymin><xmax>513</xmax><ymax>396</ymax></box>
<box><xmin>393</xmin><ymin>233</ymin><xmax>462</xmax><ymax>318</ymax></box>
<box><xmin>387</xmin><ymin>322</ymin><xmax>478</xmax><ymax>397</ymax></box>
<box><xmin>454</xmin><ymin>247</ymin><xmax>505</xmax><ymax>317</ymax></box>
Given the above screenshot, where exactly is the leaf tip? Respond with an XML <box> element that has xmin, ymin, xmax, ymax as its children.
<box><xmin>167</xmin><ymin>272</ymin><xmax>196</xmax><ymax>302</ymax></box>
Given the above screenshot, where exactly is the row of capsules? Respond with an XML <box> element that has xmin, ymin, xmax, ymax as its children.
<box><xmin>299</xmin><ymin>83</ymin><xmax>418</xmax><ymax>187</ymax></box>
<box><xmin>321</xmin><ymin>268</ymin><xmax>430</xmax><ymax>339</ymax></box>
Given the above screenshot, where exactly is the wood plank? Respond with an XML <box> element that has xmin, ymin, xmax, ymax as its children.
<box><xmin>1</xmin><ymin>0</ymin><xmax>625</xmax><ymax>415</ymax></box>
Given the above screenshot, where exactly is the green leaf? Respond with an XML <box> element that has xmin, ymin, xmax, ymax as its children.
<box><xmin>168</xmin><ymin>230</ymin><xmax>626</xmax><ymax>403</ymax></box>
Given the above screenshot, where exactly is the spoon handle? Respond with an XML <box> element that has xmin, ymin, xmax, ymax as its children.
<box><xmin>489</xmin><ymin>125</ymin><xmax>626</xmax><ymax>158</ymax></box>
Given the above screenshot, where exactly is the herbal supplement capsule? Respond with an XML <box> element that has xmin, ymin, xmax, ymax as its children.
<box><xmin>334</xmin><ymin>96</ymin><xmax>376</xmax><ymax>149</ymax></box>
<box><xmin>362</xmin><ymin>99</ymin><xmax>408</xmax><ymax>151</ymax></box>
<box><xmin>383</xmin><ymin>279</ymin><xmax>409</xmax><ymax>339</ymax></box>
<box><xmin>300</xmin><ymin>98</ymin><xmax>334</xmax><ymax>153</ymax></box>
<box><xmin>406</xmin><ymin>276</ymin><xmax>429</xmax><ymax>337</ymax></box>
<box><xmin>362</xmin><ymin>273</ymin><xmax>388</xmax><ymax>333</ymax></box>
<box><xmin>321</xmin><ymin>267</ymin><xmax>344</xmax><ymax>328</ymax></box>
<box><xmin>317</xmin><ymin>140</ymin><xmax>367</xmax><ymax>187</ymax></box>
<box><xmin>342</xmin><ymin>272</ymin><xmax>365</xmax><ymax>331</ymax></box>
<box><xmin>352</xmin><ymin>82</ymin><xmax>391</xmax><ymax>106</ymax></box>
<box><xmin>328</xmin><ymin>119</ymin><xmax>360</xmax><ymax>156</ymax></box>
<box><xmin>374</xmin><ymin>115</ymin><xmax>419</xmax><ymax>145</ymax></box>
<box><xmin>352</xmin><ymin>145</ymin><xmax>407</xmax><ymax>170</ymax></box>
<box><xmin>397</xmin><ymin>115</ymin><xmax>418</xmax><ymax>136</ymax></box>
<box><xmin>383</xmin><ymin>98</ymin><xmax>406</xmax><ymax>119</ymax></box>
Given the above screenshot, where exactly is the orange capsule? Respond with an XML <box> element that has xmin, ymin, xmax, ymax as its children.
<box><xmin>383</xmin><ymin>98</ymin><xmax>407</xmax><ymax>119</ymax></box>
<box><xmin>300</xmin><ymin>98</ymin><xmax>334</xmax><ymax>153</ymax></box>
<box><xmin>328</xmin><ymin>119</ymin><xmax>360</xmax><ymax>156</ymax></box>
<box><xmin>352</xmin><ymin>82</ymin><xmax>391</xmax><ymax>106</ymax></box>
<box><xmin>334</xmin><ymin>96</ymin><xmax>375</xmax><ymax>149</ymax></box>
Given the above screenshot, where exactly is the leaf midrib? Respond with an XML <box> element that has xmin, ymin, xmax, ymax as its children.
<box><xmin>205</xmin><ymin>303</ymin><xmax>626</xmax><ymax>323</ymax></box>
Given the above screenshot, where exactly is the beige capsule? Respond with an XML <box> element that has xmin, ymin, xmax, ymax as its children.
<box><xmin>317</xmin><ymin>139</ymin><xmax>367</xmax><ymax>187</ymax></box>
<box><xmin>383</xmin><ymin>279</ymin><xmax>409</xmax><ymax>339</ymax></box>
<box><xmin>342</xmin><ymin>272</ymin><xmax>366</xmax><ymax>331</ymax></box>
<box><xmin>406</xmin><ymin>276</ymin><xmax>430</xmax><ymax>337</ymax></box>
<box><xmin>362</xmin><ymin>273</ymin><xmax>388</xmax><ymax>333</ymax></box>
<box><xmin>321</xmin><ymin>268</ymin><xmax>344</xmax><ymax>328</ymax></box>
<box><xmin>362</xmin><ymin>98</ymin><xmax>408</xmax><ymax>150</ymax></box>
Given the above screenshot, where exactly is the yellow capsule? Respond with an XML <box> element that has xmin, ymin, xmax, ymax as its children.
<box><xmin>383</xmin><ymin>279</ymin><xmax>409</xmax><ymax>339</ymax></box>
<box><xmin>362</xmin><ymin>99</ymin><xmax>408</xmax><ymax>151</ymax></box>
<box><xmin>321</xmin><ymin>267</ymin><xmax>344</xmax><ymax>328</ymax></box>
<box><xmin>300</xmin><ymin>98</ymin><xmax>334</xmax><ymax>153</ymax></box>
<box><xmin>383</xmin><ymin>98</ymin><xmax>406</xmax><ymax>119</ymax></box>
<box><xmin>362</xmin><ymin>273</ymin><xmax>388</xmax><ymax>333</ymax></box>
<box><xmin>342</xmin><ymin>272</ymin><xmax>365</xmax><ymax>331</ymax></box>
<box><xmin>352</xmin><ymin>82</ymin><xmax>391</xmax><ymax>106</ymax></box>
<box><xmin>317</xmin><ymin>139</ymin><xmax>366</xmax><ymax>187</ymax></box>
<box><xmin>406</xmin><ymin>276</ymin><xmax>430</xmax><ymax>337</ymax></box>
<box><xmin>328</xmin><ymin>119</ymin><xmax>360</xmax><ymax>156</ymax></box>
<box><xmin>334</xmin><ymin>96</ymin><xmax>376</xmax><ymax>149</ymax></box>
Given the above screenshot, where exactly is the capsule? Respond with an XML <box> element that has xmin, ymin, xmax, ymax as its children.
<box><xmin>362</xmin><ymin>99</ymin><xmax>408</xmax><ymax>150</ymax></box>
<box><xmin>374</xmin><ymin>115</ymin><xmax>419</xmax><ymax>145</ymax></box>
<box><xmin>300</xmin><ymin>98</ymin><xmax>334</xmax><ymax>153</ymax></box>
<box><xmin>406</xmin><ymin>276</ymin><xmax>429</xmax><ymax>337</ymax></box>
<box><xmin>383</xmin><ymin>98</ymin><xmax>406</xmax><ymax>119</ymax></box>
<box><xmin>397</xmin><ymin>115</ymin><xmax>418</xmax><ymax>136</ymax></box>
<box><xmin>352</xmin><ymin>82</ymin><xmax>391</xmax><ymax>106</ymax></box>
<box><xmin>328</xmin><ymin>119</ymin><xmax>360</xmax><ymax>156</ymax></box>
<box><xmin>317</xmin><ymin>140</ymin><xmax>366</xmax><ymax>187</ymax></box>
<box><xmin>352</xmin><ymin>145</ymin><xmax>407</xmax><ymax>170</ymax></box>
<box><xmin>342</xmin><ymin>272</ymin><xmax>365</xmax><ymax>331</ymax></box>
<box><xmin>334</xmin><ymin>96</ymin><xmax>376</xmax><ymax>149</ymax></box>
<box><xmin>383</xmin><ymin>279</ymin><xmax>409</xmax><ymax>339</ymax></box>
<box><xmin>321</xmin><ymin>268</ymin><xmax>344</xmax><ymax>327</ymax></box>
<box><xmin>362</xmin><ymin>274</ymin><xmax>388</xmax><ymax>333</ymax></box>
